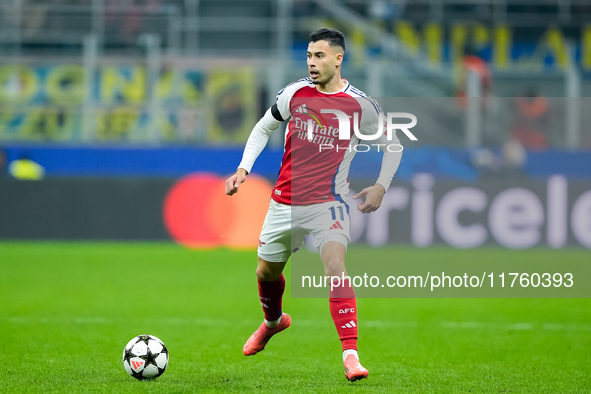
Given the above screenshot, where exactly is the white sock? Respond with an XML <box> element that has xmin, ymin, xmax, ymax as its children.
<box><xmin>264</xmin><ymin>314</ymin><xmax>282</xmax><ymax>328</ymax></box>
<box><xmin>343</xmin><ymin>349</ymin><xmax>359</xmax><ymax>363</ymax></box>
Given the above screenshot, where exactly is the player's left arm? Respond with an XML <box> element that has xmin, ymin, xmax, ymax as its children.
<box><xmin>227</xmin><ymin>85</ymin><xmax>294</xmax><ymax>196</ymax></box>
<box><xmin>353</xmin><ymin>99</ymin><xmax>403</xmax><ymax>213</ymax></box>
<box><xmin>353</xmin><ymin>184</ymin><xmax>386</xmax><ymax>214</ymax></box>
<box><xmin>226</xmin><ymin>105</ymin><xmax>284</xmax><ymax>196</ymax></box>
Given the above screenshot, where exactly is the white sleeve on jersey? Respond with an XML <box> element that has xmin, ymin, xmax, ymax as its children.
<box><xmin>275</xmin><ymin>78</ymin><xmax>311</xmax><ymax>121</ymax></box>
<box><xmin>237</xmin><ymin>107</ymin><xmax>282</xmax><ymax>174</ymax></box>
<box><xmin>275</xmin><ymin>87</ymin><xmax>291</xmax><ymax>121</ymax></box>
<box><xmin>358</xmin><ymin>98</ymin><xmax>403</xmax><ymax>192</ymax></box>
<box><xmin>237</xmin><ymin>78</ymin><xmax>310</xmax><ymax>173</ymax></box>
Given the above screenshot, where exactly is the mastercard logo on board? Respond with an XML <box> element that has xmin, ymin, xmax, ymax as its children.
<box><xmin>163</xmin><ymin>173</ymin><xmax>272</xmax><ymax>249</ymax></box>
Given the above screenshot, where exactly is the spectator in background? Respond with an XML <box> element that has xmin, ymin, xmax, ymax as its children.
<box><xmin>293</xmin><ymin>0</ymin><xmax>315</xmax><ymax>17</ymax></box>
<box><xmin>22</xmin><ymin>3</ymin><xmax>48</xmax><ymax>40</ymax></box>
<box><xmin>456</xmin><ymin>45</ymin><xmax>493</xmax><ymax>104</ymax></box>
<box><xmin>501</xmin><ymin>138</ymin><xmax>527</xmax><ymax>176</ymax></box>
<box><xmin>0</xmin><ymin>149</ymin><xmax>7</xmax><ymax>178</ymax></box>
<box><xmin>470</xmin><ymin>140</ymin><xmax>526</xmax><ymax>178</ymax></box>
<box><xmin>367</xmin><ymin>0</ymin><xmax>403</xmax><ymax>28</ymax></box>
<box><xmin>104</xmin><ymin>0</ymin><xmax>142</xmax><ymax>46</ymax></box>
<box><xmin>8</xmin><ymin>153</ymin><xmax>45</xmax><ymax>181</ymax></box>
<box><xmin>511</xmin><ymin>87</ymin><xmax>549</xmax><ymax>150</ymax></box>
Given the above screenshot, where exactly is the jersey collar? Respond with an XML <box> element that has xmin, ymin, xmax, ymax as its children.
<box><xmin>312</xmin><ymin>79</ymin><xmax>350</xmax><ymax>95</ymax></box>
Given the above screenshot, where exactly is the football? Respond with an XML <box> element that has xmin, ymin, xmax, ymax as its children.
<box><xmin>122</xmin><ymin>335</ymin><xmax>169</xmax><ymax>380</ymax></box>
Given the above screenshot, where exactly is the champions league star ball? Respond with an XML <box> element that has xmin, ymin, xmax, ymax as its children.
<box><xmin>122</xmin><ymin>335</ymin><xmax>169</xmax><ymax>380</ymax></box>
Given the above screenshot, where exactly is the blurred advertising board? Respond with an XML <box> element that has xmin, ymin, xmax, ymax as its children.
<box><xmin>0</xmin><ymin>174</ymin><xmax>589</xmax><ymax>250</ymax></box>
<box><xmin>0</xmin><ymin>64</ymin><xmax>256</xmax><ymax>143</ymax></box>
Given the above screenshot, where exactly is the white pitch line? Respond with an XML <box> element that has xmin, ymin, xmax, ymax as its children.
<box><xmin>441</xmin><ymin>321</ymin><xmax>534</xmax><ymax>330</ymax></box>
<box><xmin>3</xmin><ymin>316</ymin><xmax>591</xmax><ymax>331</ymax></box>
<box><xmin>543</xmin><ymin>323</ymin><xmax>591</xmax><ymax>331</ymax></box>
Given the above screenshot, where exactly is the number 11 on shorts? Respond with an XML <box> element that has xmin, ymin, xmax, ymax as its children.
<box><xmin>330</xmin><ymin>206</ymin><xmax>344</xmax><ymax>221</ymax></box>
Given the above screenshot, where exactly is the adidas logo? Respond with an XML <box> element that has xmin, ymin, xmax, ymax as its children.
<box><xmin>329</xmin><ymin>221</ymin><xmax>343</xmax><ymax>230</ymax></box>
<box><xmin>295</xmin><ymin>104</ymin><xmax>308</xmax><ymax>114</ymax></box>
<box><xmin>342</xmin><ymin>320</ymin><xmax>356</xmax><ymax>329</ymax></box>
<box><xmin>131</xmin><ymin>360</ymin><xmax>144</xmax><ymax>370</ymax></box>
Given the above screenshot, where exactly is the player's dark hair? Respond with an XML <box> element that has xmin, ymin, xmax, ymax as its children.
<box><xmin>309</xmin><ymin>28</ymin><xmax>345</xmax><ymax>53</ymax></box>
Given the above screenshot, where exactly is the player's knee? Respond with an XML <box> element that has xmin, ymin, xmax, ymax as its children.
<box><xmin>256</xmin><ymin>267</ymin><xmax>281</xmax><ymax>281</ymax></box>
<box><xmin>256</xmin><ymin>259</ymin><xmax>282</xmax><ymax>281</ymax></box>
<box><xmin>255</xmin><ymin>266</ymin><xmax>270</xmax><ymax>281</ymax></box>
<box><xmin>323</xmin><ymin>257</ymin><xmax>346</xmax><ymax>277</ymax></box>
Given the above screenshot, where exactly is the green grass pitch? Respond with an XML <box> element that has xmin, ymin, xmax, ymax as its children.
<box><xmin>1</xmin><ymin>242</ymin><xmax>590</xmax><ymax>392</ymax></box>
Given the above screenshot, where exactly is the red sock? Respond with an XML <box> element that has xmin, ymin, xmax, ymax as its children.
<box><xmin>257</xmin><ymin>274</ymin><xmax>285</xmax><ymax>321</ymax></box>
<box><xmin>329</xmin><ymin>285</ymin><xmax>358</xmax><ymax>351</ymax></box>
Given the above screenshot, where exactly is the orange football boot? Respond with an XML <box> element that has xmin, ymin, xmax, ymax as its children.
<box><xmin>344</xmin><ymin>354</ymin><xmax>369</xmax><ymax>382</ymax></box>
<box><xmin>243</xmin><ymin>313</ymin><xmax>291</xmax><ymax>356</ymax></box>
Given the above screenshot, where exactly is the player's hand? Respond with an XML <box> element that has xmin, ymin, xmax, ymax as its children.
<box><xmin>353</xmin><ymin>184</ymin><xmax>385</xmax><ymax>213</ymax></box>
<box><xmin>225</xmin><ymin>169</ymin><xmax>248</xmax><ymax>196</ymax></box>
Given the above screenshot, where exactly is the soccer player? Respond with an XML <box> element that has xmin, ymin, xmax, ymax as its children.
<box><xmin>225</xmin><ymin>28</ymin><xmax>402</xmax><ymax>382</ymax></box>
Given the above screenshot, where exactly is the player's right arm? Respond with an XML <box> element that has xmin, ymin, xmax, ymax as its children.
<box><xmin>226</xmin><ymin>79</ymin><xmax>306</xmax><ymax>196</ymax></box>
<box><xmin>225</xmin><ymin>168</ymin><xmax>248</xmax><ymax>196</ymax></box>
<box><xmin>225</xmin><ymin>104</ymin><xmax>286</xmax><ymax>196</ymax></box>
